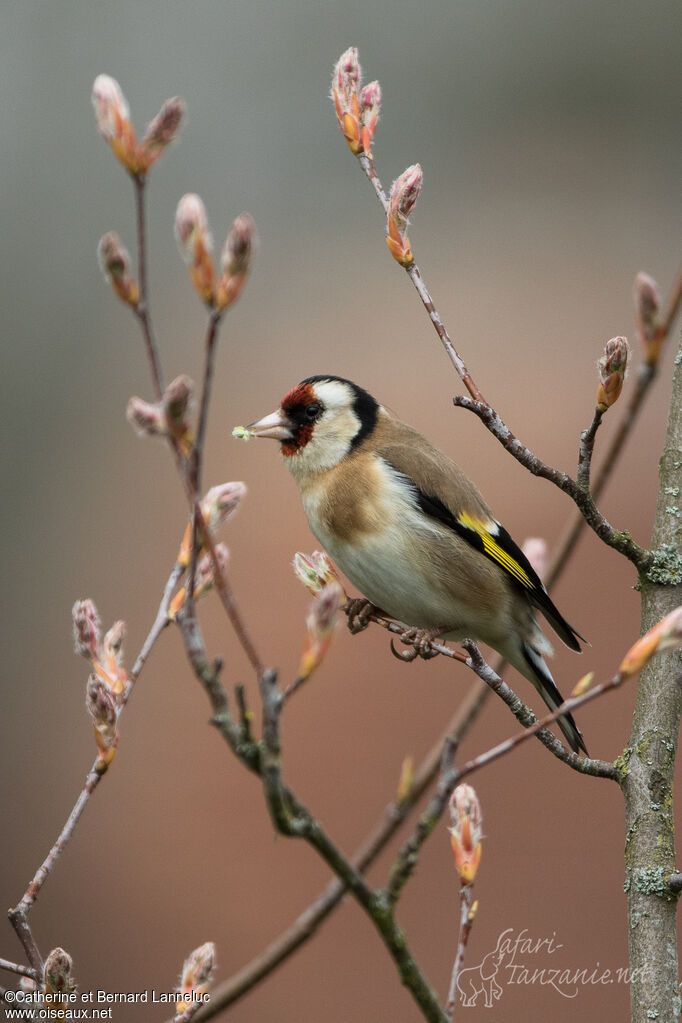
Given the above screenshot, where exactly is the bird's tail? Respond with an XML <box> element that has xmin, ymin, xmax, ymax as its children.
<box><xmin>521</xmin><ymin>643</ymin><xmax>588</xmax><ymax>755</ymax></box>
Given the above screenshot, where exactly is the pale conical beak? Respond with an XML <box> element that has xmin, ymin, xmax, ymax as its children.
<box><xmin>246</xmin><ymin>408</ymin><xmax>295</xmax><ymax>441</ymax></box>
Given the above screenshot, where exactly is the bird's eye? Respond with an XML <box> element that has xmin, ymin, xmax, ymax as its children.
<box><xmin>305</xmin><ymin>402</ymin><xmax>322</xmax><ymax>421</ymax></box>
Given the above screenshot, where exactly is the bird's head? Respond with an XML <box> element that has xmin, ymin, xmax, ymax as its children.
<box><xmin>245</xmin><ymin>376</ymin><xmax>379</xmax><ymax>473</ymax></box>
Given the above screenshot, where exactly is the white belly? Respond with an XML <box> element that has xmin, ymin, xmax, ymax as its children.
<box><xmin>301</xmin><ymin>475</ymin><xmax>475</xmax><ymax>634</ymax></box>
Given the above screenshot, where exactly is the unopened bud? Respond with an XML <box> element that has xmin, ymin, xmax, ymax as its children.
<box><xmin>139</xmin><ymin>97</ymin><xmax>185</xmax><ymax>170</ymax></box>
<box><xmin>72</xmin><ymin>599</ymin><xmax>101</xmax><ymax>660</ymax></box>
<box><xmin>195</xmin><ymin>543</ymin><xmax>230</xmax><ymax>599</ymax></box>
<box><xmin>298</xmin><ymin>581</ymin><xmax>343</xmax><ymax>680</ymax></box>
<box><xmin>203</xmin><ymin>481</ymin><xmax>246</xmax><ymax>531</ymax></box>
<box><xmin>619</xmin><ymin>606</ymin><xmax>682</xmax><ymax>680</ymax></box>
<box><xmin>448</xmin><ymin>783</ymin><xmax>483</xmax><ymax>886</ymax></box>
<box><xmin>126</xmin><ymin>396</ymin><xmax>167</xmax><ymax>438</ymax></box>
<box><xmin>331</xmin><ymin>47</ymin><xmax>363</xmax><ymax>154</ymax></box>
<box><xmin>175</xmin><ymin>194</ymin><xmax>214</xmax><ymax>305</ymax></box>
<box><xmin>177</xmin><ymin>484</ymin><xmax>244</xmax><ymax>568</ymax></box>
<box><xmin>102</xmin><ymin>620</ymin><xmax>127</xmax><ymax>695</ymax></box>
<box><xmin>359</xmin><ymin>80</ymin><xmax>381</xmax><ymax>153</ymax></box>
<box><xmin>521</xmin><ymin>538</ymin><xmax>548</xmax><ymax>581</ymax></box>
<box><xmin>386</xmin><ymin>164</ymin><xmax>422</xmax><ymax>266</ymax></box>
<box><xmin>292</xmin><ymin>551</ymin><xmax>340</xmax><ymax>595</ymax></box>
<box><xmin>634</xmin><ymin>272</ymin><xmax>663</xmax><ymax>366</ymax></box>
<box><xmin>216</xmin><ymin>213</ymin><xmax>257</xmax><ymax>311</ymax></box>
<box><xmin>571</xmin><ymin>671</ymin><xmax>594</xmax><ymax>697</ymax></box>
<box><xmin>97</xmin><ymin>232</ymin><xmax>139</xmax><ymax>307</ymax></box>
<box><xmin>162</xmin><ymin>375</ymin><xmax>194</xmax><ymax>455</ymax></box>
<box><xmin>86</xmin><ymin>674</ymin><xmax>119</xmax><ymax>769</ymax></box>
<box><xmin>177</xmin><ymin>942</ymin><xmax>216</xmax><ymax>1014</ymax></box>
<box><xmin>396</xmin><ymin>755</ymin><xmax>415</xmax><ymax>804</ymax></box>
<box><xmin>44</xmin><ymin>948</ymin><xmax>76</xmax><ymax>1000</ymax></box>
<box><xmin>597</xmin><ymin>336</ymin><xmax>629</xmax><ymax>412</ymax></box>
<box><xmin>91</xmin><ymin>74</ymin><xmax>138</xmax><ymax>173</ymax></box>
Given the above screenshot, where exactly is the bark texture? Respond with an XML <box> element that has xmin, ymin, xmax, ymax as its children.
<box><xmin>623</xmin><ymin>337</ymin><xmax>682</xmax><ymax>1022</ymax></box>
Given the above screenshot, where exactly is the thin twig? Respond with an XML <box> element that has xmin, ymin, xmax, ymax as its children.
<box><xmin>192</xmin><ymin>311</ymin><xmax>223</xmax><ymax>491</ymax></box>
<box><xmin>454</xmin><ymin>668</ymin><xmax>626</xmax><ymax>784</ymax></box>
<box><xmin>462</xmin><ymin>642</ymin><xmax>618</xmax><ymax>779</ymax></box>
<box><xmin>453</xmin><ymin>394</ymin><xmax>651</xmax><ymax>573</ymax></box>
<box><xmin>188</xmin><ymin>680</ymin><xmax>489</xmax><ymax>1021</ymax></box>
<box><xmin>132</xmin><ymin>175</ymin><xmax>164</xmax><ymax>399</ymax></box>
<box><xmin>8</xmin><ymin>563</ymin><xmax>182</xmax><ymax>970</ymax></box>
<box><xmin>357</xmin><ymin>153</ymin><xmax>485</xmax><ymax>403</ymax></box>
<box><xmin>0</xmin><ymin>958</ymin><xmax>40</xmax><ymax>983</ymax></box>
<box><xmin>129</xmin><ymin>179</ymin><xmax>266</xmax><ymax>680</ymax></box>
<box><xmin>576</xmin><ymin>407</ymin><xmax>604</xmax><ymax>491</ymax></box>
<box><xmin>445</xmin><ymin>885</ymin><xmax>476</xmax><ymax>1021</ymax></box>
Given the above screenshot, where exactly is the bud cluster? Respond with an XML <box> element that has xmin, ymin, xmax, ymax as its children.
<box><xmin>178</xmin><ymin>482</ymin><xmax>247</xmax><ymax>569</ymax></box>
<box><xmin>92</xmin><ymin>75</ymin><xmax>184</xmax><ymax>176</ymax></box>
<box><xmin>292</xmin><ymin>550</ymin><xmax>341</xmax><ymax>595</ymax></box>
<box><xmin>127</xmin><ymin>375</ymin><xmax>195</xmax><ymax>454</ymax></box>
<box><xmin>175</xmin><ymin>197</ymin><xmax>256</xmax><ymax>309</ymax></box>
<box><xmin>331</xmin><ymin>47</ymin><xmax>382</xmax><ymax>157</ymax></box>
<box><xmin>169</xmin><ymin>543</ymin><xmax>230</xmax><ymax>620</ymax></box>
<box><xmin>72</xmin><ymin>599</ymin><xmax>126</xmax><ymax>769</ymax></box>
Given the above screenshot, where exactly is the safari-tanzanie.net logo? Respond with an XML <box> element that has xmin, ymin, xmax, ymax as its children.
<box><xmin>457</xmin><ymin>927</ymin><xmax>632</xmax><ymax>1008</ymax></box>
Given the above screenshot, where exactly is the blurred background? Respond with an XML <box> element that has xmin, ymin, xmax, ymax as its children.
<box><xmin>2</xmin><ymin>2</ymin><xmax>681</xmax><ymax>1020</ymax></box>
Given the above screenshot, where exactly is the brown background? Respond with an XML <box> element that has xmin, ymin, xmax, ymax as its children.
<box><xmin>2</xmin><ymin>2</ymin><xmax>681</xmax><ymax>1020</ymax></box>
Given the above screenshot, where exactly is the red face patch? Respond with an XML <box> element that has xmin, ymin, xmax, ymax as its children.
<box><xmin>281</xmin><ymin>382</ymin><xmax>316</xmax><ymax>411</ymax></box>
<box><xmin>280</xmin><ymin>382</ymin><xmax>317</xmax><ymax>456</ymax></box>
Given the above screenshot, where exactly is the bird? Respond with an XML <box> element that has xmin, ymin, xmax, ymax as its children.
<box><xmin>241</xmin><ymin>375</ymin><xmax>587</xmax><ymax>754</ymax></box>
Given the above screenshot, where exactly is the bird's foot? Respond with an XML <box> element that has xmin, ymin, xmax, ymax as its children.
<box><xmin>390</xmin><ymin>627</ymin><xmax>441</xmax><ymax>662</ymax></box>
<box><xmin>344</xmin><ymin>597</ymin><xmax>378</xmax><ymax>634</ymax></box>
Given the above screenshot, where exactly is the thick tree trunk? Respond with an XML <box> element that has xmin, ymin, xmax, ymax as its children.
<box><xmin>622</xmin><ymin>336</ymin><xmax>682</xmax><ymax>1022</ymax></box>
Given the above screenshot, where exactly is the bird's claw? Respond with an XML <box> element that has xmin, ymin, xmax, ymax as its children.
<box><xmin>344</xmin><ymin>598</ymin><xmax>377</xmax><ymax>634</ymax></box>
<box><xmin>390</xmin><ymin>628</ymin><xmax>440</xmax><ymax>662</ymax></box>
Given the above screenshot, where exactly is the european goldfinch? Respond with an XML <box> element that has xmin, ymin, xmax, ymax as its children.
<box><xmin>243</xmin><ymin>375</ymin><xmax>587</xmax><ymax>755</ymax></box>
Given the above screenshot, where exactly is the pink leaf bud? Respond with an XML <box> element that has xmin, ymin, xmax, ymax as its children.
<box><xmin>91</xmin><ymin>74</ymin><xmax>138</xmax><ymax>173</ymax></box>
<box><xmin>298</xmin><ymin>580</ymin><xmax>343</xmax><ymax>679</ymax></box>
<box><xmin>97</xmin><ymin>232</ymin><xmax>139</xmax><ymax>308</ymax></box>
<box><xmin>597</xmin><ymin>336</ymin><xmax>629</xmax><ymax>412</ymax></box>
<box><xmin>386</xmin><ymin>164</ymin><xmax>422</xmax><ymax>266</ymax></box>
<box><xmin>619</xmin><ymin>606</ymin><xmax>682</xmax><ymax>680</ymax></box>
<box><xmin>191</xmin><ymin>543</ymin><xmax>230</xmax><ymax>602</ymax></box>
<box><xmin>448</xmin><ymin>784</ymin><xmax>483</xmax><ymax>886</ymax></box>
<box><xmin>521</xmin><ymin>537</ymin><xmax>548</xmax><ymax>581</ymax></box>
<box><xmin>634</xmin><ymin>271</ymin><xmax>663</xmax><ymax>366</ymax></box>
<box><xmin>396</xmin><ymin>755</ymin><xmax>415</xmax><ymax>804</ymax></box>
<box><xmin>292</xmin><ymin>551</ymin><xmax>340</xmax><ymax>595</ymax></box>
<box><xmin>175</xmin><ymin>194</ymin><xmax>215</xmax><ymax>305</ymax></box>
<box><xmin>331</xmin><ymin>47</ymin><xmax>364</xmax><ymax>154</ymax></box>
<box><xmin>359</xmin><ymin>80</ymin><xmax>382</xmax><ymax>152</ymax></box>
<box><xmin>126</xmin><ymin>396</ymin><xmax>167</xmax><ymax>438</ymax></box>
<box><xmin>177</xmin><ymin>942</ymin><xmax>217</xmax><ymax>1014</ymax></box>
<box><xmin>102</xmin><ymin>620</ymin><xmax>127</xmax><ymax>695</ymax></box>
<box><xmin>161</xmin><ymin>375</ymin><xmax>195</xmax><ymax>455</ymax></box>
<box><xmin>86</xmin><ymin>674</ymin><xmax>119</xmax><ymax>769</ymax></box>
<box><xmin>44</xmin><ymin>947</ymin><xmax>76</xmax><ymax>1000</ymax></box>
<box><xmin>139</xmin><ymin>96</ymin><xmax>185</xmax><ymax>170</ymax></box>
<box><xmin>216</xmin><ymin>213</ymin><xmax>257</xmax><ymax>311</ymax></box>
<box><xmin>202</xmin><ymin>482</ymin><xmax>247</xmax><ymax>532</ymax></box>
<box><xmin>177</xmin><ymin>485</ymin><xmax>244</xmax><ymax>569</ymax></box>
<box><xmin>72</xmin><ymin>599</ymin><xmax>101</xmax><ymax>660</ymax></box>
